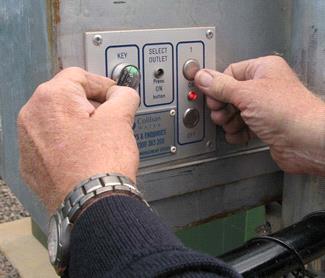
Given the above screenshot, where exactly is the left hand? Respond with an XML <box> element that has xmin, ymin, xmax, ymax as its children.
<box><xmin>17</xmin><ymin>67</ymin><xmax>140</xmax><ymax>213</ymax></box>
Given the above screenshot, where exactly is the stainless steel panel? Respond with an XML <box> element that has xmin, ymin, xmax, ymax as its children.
<box><xmin>85</xmin><ymin>27</ymin><xmax>217</xmax><ymax>163</ymax></box>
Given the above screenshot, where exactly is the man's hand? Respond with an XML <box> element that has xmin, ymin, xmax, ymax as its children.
<box><xmin>17</xmin><ymin>67</ymin><xmax>140</xmax><ymax>213</ymax></box>
<box><xmin>195</xmin><ymin>56</ymin><xmax>325</xmax><ymax>176</ymax></box>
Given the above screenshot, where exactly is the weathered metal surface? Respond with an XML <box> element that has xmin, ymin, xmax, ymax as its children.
<box><xmin>0</xmin><ymin>0</ymin><xmax>291</xmax><ymax>233</ymax></box>
<box><xmin>283</xmin><ymin>0</ymin><xmax>325</xmax><ymax>227</ymax></box>
<box><xmin>57</xmin><ymin>0</ymin><xmax>291</xmax><ymax>70</ymax></box>
<box><xmin>141</xmin><ymin>148</ymin><xmax>282</xmax><ymax>228</ymax></box>
<box><xmin>153</xmin><ymin>171</ymin><xmax>283</xmax><ymax>229</ymax></box>
<box><xmin>283</xmin><ymin>5</ymin><xmax>325</xmax><ymax>273</ymax></box>
<box><xmin>290</xmin><ymin>0</ymin><xmax>325</xmax><ymax>96</ymax></box>
<box><xmin>46</xmin><ymin>0</ymin><xmax>62</xmax><ymax>73</ymax></box>
<box><xmin>138</xmin><ymin>147</ymin><xmax>279</xmax><ymax>203</ymax></box>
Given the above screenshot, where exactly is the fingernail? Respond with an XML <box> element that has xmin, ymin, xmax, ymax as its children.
<box><xmin>196</xmin><ymin>71</ymin><xmax>213</xmax><ymax>87</ymax></box>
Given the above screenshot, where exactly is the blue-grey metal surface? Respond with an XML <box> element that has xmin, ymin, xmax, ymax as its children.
<box><xmin>0</xmin><ymin>0</ymin><xmax>291</xmax><ymax>233</ymax></box>
<box><xmin>0</xmin><ymin>1</ymin><xmax>52</xmax><ymax>231</ymax></box>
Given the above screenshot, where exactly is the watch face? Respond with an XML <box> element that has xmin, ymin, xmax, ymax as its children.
<box><xmin>48</xmin><ymin>216</ymin><xmax>59</xmax><ymax>265</ymax></box>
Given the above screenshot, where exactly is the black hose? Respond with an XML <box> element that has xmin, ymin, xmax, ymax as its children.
<box><xmin>220</xmin><ymin>211</ymin><xmax>325</xmax><ymax>277</ymax></box>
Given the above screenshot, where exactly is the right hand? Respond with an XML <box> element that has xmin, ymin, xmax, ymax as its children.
<box><xmin>195</xmin><ymin>56</ymin><xmax>325</xmax><ymax>176</ymax></box>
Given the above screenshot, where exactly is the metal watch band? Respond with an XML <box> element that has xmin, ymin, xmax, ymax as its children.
<box><xmin>49</xmin><ymin>173</ymin><xmax>148</xmax><ymax>276</ymax></box>
<box><xmin>59</xmin><ymin>173</ymin><xmax>148</xmax><ymax>223</ymax></box>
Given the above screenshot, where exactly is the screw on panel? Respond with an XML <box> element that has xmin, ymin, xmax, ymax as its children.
<box><xmin>169</xmin><ymin>109</ymin><xmax>176</xmax><ymax>117</ymax></box>
<box><xmin>93</xmin><ymin>34</ymin><xmax>103</xmax><ymax>46</ymax></box>
<box><xmin>170</xmin><ymin>146</ymin><xmax>177</xmax><ymax>154</ymax></box>
<box><xmin>206</xmin><ymin>29</ymin><xmax>214</xmax><ymax>40</ymax></box>
<box><xmin>206</xmin><ymin>141</ymin><xmax>212</xmax><ymax>148</ymax></box>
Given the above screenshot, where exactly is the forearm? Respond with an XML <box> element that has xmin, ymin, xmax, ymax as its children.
<box><xmin>67</xmin><ymin>195</ymin><xmax>241</xmax><ymax>278</ymax></box>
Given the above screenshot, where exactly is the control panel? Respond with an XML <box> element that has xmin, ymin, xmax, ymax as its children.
<box><xmin>85</xmin><ymin>27</ymin><xmax>216</xmax><ymax>166</ymax></box>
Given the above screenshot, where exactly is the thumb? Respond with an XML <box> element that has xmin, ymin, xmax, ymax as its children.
<box><xmin>195</xmin><ymin>69</ymin><xmax>239</xmax><ymax>104</ymax></box>
<box><xmin>94</xmin><ymin>85</ymin><xmax>140</xmax><ymax>125</ymax></box>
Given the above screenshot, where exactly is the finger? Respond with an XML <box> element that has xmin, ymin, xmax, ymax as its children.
<box><xmin>223</xmin><ymin>60</ymin><xmax>255</xmax><ymax>80</ymax></box>
<box><xmin>210</xmin><ymin>104</ymin><xmax>237</xmax><ymax>126</ymax></box>
<box><xmin>89</xmin><ymin>100</ymin><xmax>101</xmax><ymax>108</ymax></box>
<box><xmin>225</xmin><ymin>129</ymin><xmax>250</xmax><ymax>145</ymax></box>
<box><xmin>195</xmin><ymin>69</ymin><xmax>240</xmax><ymax>104</ymax></box>
<box><xmin>206</xmin><ymin>96</ymin><xmax>227</xmax><ymax>110</ymax></box>
<box><xmin>225</xmin><ymin>128</ymin><xmax>255</xmax><ymax>145</ymax></box>
<box><xmin>54</xmin><ymin>67</ymin><xmax>116</xmax><ymax>103</ymax></box>
<box><xmin>224</xmin><ymin>56</ymin><xmax>292</xmax><ymax>80</ymax></box>
<box><xmin>223</xmin><ymin>114</ymin><xmax>246</xmax><ymax>134</ymax></box>
<box><xmin>94</xmin><ymin>85</ymin><xmax>140</xmax><ymax>125</ymax></box>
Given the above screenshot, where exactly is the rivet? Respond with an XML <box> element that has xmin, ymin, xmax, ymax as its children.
<box><xmin>206</xmin><ymin>29</ymin><xmax>214</xmax><ymax>40</ymax></box>
<box><xmin>93</xmin><ymin>34</ymin><xmax>103</xmax><ymax>46</ymax></box>
<box><xmin>169</xmin><ymin>109</ymin><xmax>176</xmax><ymax>117</ymax></box>
<box><xmin>170</xmin><ymin>146</ymin><xmax>177</xmax><ymax>154</ymax></box>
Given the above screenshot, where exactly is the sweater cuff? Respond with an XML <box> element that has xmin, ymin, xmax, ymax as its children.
<box><xmin>68</xmin><ymin>195</ymin><xmax>241</xmax><ymax>278</ymax></box>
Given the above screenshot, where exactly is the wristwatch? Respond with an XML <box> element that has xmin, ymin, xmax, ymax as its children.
<box><xmin>47</xmin><ymin>173</ymin><xmax>147</xmax><ymax>276</ymax></box>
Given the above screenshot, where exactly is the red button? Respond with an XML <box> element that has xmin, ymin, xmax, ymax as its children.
<box><xmin>187</xmin><ymin>91</ymin><xmax>198</xmax><ymax>101</ymax></box>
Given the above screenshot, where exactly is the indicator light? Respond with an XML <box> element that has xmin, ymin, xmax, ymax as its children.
<box><xmin>187</xmin><ymin>91</ymin><xmax>198</xmax><ymax>101</ymax></box>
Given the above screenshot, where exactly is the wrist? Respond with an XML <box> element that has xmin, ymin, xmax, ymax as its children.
<box><xmin>72</xmin><ymin>190</ymin><xmax>142</xmax><ymax>225</ymax></box>
<box><xmin>291</xmin><ymin>97</ymin><xmax>325</xmax><ymax>175</ymax></box>
<box><xmin>48</xmin><ymin>169</ymin><xmax>137</xmax><ymax>214</ymax></box>
<box><xmin>47</xmin><ymin>173</ymin><xmax>147</xmax><ymax>276</ymax></box>
<box><xmin>307</xmin><ymin>102</ymin><xmax>325</xmax><ymax>175</ymax></box>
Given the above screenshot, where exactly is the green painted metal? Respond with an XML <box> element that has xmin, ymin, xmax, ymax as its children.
<box><xmin>31</xmin><ymin>218</ymin><xmax>47</xmax><ymax>249</ymax></box>
<box><xmin>176</xmin><ymin>206</ymin><xmax>265</xmax><ymax>256</ymax></box>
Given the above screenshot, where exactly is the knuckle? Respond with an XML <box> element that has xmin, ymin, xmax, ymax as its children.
<box><xmin>56</xmin><ymin>67</ymin><xmax>88</xmax><ymax>86</ymax></box>
<box><xmin>224</xmin><ymin>133</ymin><xmax>236</xmax><ymax>144</ymax></box>
<box><xmin>213</xmin><ymin>75</ymin><xmax>236</xmax><ymax>101</ymax></box>
<box><xmin>223</xmin><ymin>64</ymin><xmax>232</xmax><ymax>75</ymax></box>
<box><xmin>17</xmin><ymin>105</ymin><xmax>27</xmax><ymax>125</ymax></box>
<box><xmin>60</xmin><ymin>67</ymin><xmax>86</xmax><ymax>76</ymax></box>
<box><xmin>206</xmin><ymin>97</ymin><xmax>224</xmax><ymax>110</ymax></box>
<box><xmin>211</xmin><ymin>110</ymin><xmax>225</xmax><ymax>125</ymax></box>
<box><xmin>27</xmin><ymin>82</ymin><xmax>55</xmax><ymax>106</ymax></box>
<box><xmin>35</xmin><ymin>82</ymin><xmax>50</xmax><ymax>95</ymax></box>
<box><xmin>263</xmin><ymin>55</ymin><xmax>287</xmax><ymax>65</ymax></box>
<box><xmin>34</xmin><ymin>82</ymin><xmax>55</xmax><ymax>101</ymax></box>
<box><xmin>212</xmin><ymin>74</ymin><xmax>226</xmax><ymax>97</ymax></box>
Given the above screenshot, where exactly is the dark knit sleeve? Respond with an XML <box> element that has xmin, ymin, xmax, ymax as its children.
<box><xmin>68</xmin><ymin>195</ymin><xmax>241</xmax><ymax>278</ymax></box>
